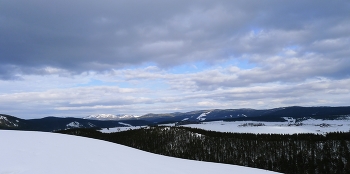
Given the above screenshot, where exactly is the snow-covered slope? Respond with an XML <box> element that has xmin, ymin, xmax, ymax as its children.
<box><xmin>0</xmin><ymin>115</ymin><xmax>19</xmax><ymax>127</ymax></box>
<box><xmin>0</xmin><ymin>114</ymin><xmax>23</xmax><ymax>128</ymax></box>
<box><xmin>197</xmin><ymin>110</ymin><xmax>211</xmax><ymax>121</ymax></box>
<box><xmin>0</xmin><ymin>130</ymin><xmax>279</xmax><ymax>174</ymax></box>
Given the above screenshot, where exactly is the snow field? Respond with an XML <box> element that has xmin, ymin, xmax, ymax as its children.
<box><xmin>181</xmin><ymin>118</ymin><xmax>350</xmax><ymax>134</ymax></box>
<box><xmin>101</xmin><ymin>118</ymin><xmax>350</xmax><ymax>134</ymax></box>
<box><xmin>0</xmin><ymin>130</ymin><xmax>279</xmax><ymax>174</ymax></box>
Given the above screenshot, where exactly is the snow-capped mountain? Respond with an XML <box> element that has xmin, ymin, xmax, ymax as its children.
<box><xmin>2</xmin><ymin>106</ymin><xmax>350</xmax><ymax>132</ymax></box>
<box><xmin>84</xmin><ymin>114</ymin><xmax>140</xmax><ymax>120</ymax></box>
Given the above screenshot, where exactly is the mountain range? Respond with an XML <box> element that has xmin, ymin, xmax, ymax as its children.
<box><xmin>0</xmin><ymin>114</ymin><xmax>149</xmax><ymax>132</ymax></box>
<box><xmin>1</xmin><ymin>106</ymin><xmax>350</xmax><ymax>132</ymax></box>
<box><xmin>84</xmin><ymin>114</ymin><xmax>140</xmax><ymax>120</ymax></box>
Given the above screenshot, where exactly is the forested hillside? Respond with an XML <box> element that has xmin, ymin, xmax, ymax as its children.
<box><xmin>57</xmin><ymin>127</ymin><xmax>350</xmax><ymax>174</ymax></box>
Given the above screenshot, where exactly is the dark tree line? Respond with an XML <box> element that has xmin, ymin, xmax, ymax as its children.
<box><xmin>57</xmin><ymin>127</ymin><xmax>350</xmax><ymax>174</ymax></box>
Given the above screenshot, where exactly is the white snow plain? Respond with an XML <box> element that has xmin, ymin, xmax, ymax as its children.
<box><xmin>0</xmin><ymin>130</ymin><xmax>279</xmax><ymax>174</ymax></box>
<box><xmin>181</xmin><ymin>118</ymin><xmax>350</xmax><ymax>134</ymax></box>
<box><xmin>102</xmin><ymin>118</ymin><xmax>350</xmax><ymax>134</ymax></box>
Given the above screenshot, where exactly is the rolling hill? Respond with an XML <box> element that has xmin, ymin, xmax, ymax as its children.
<box><xmin>0</xmin><ymin>130</ymin><xmax>279</xmax><ymax>174</ymax></box>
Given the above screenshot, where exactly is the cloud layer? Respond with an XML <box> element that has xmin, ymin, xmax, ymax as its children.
<box><xmin>1</xmin><ymin>1</ymin><xmax>349</xmax><ymax>118</ymax></box>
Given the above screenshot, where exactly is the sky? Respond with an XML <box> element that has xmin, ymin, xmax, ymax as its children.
<box><xmin>1</xmin><ymin>1</ymin><xmax>350</xmax><ymax>118</ymax></box>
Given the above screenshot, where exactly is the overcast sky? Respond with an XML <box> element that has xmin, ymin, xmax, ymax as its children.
<box><xmin>1</xmin><ymin>1</ymin><xmax>350</xmax><ymax>118</ymax></box>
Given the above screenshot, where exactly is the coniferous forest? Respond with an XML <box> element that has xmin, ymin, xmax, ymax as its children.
<box><xmin>57</xmin><ymin>127</ymin><xmax>350</xmax><ymax>174</ymax></box>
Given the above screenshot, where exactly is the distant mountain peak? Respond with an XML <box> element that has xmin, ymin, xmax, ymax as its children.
<box><xmin>84</xmin><ymin>114</ymin><xmax>140</xmax><ymax>120</ymax></box>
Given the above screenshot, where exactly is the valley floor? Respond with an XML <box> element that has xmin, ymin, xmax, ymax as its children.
<box><xmin>101</xmin><ymin>117</ymin><xmax>350</xmax><ymax>134</ymax></box>
<box><xmin>182</xmin><ymin>118</ymin><xmax>350</xmax><ymax>134</ymax></box>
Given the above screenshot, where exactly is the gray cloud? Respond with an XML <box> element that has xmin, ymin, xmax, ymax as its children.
<box><xmin>1</xmin><ymin>1</ymin><xmax>350</xmax><ymax>118</ymax></box>
<box><xmin>1</xmin><ymin>1</ymin><xmax>349</xmax><ymax>79</ymax></box>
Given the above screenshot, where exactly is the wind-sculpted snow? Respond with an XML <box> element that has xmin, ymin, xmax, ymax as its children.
<box><xmin>0</xmin><ymin>130</ymin><xmax>279</xmax><ymax>174</ymax></box>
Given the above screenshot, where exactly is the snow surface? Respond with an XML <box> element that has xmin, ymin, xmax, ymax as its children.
<box><xmin>118</xmin><ymin>122</ymin><xmax>132</xmax><ymax>127</ymax></box>
<box><xmin>0</xmin><ymin>116</ymin><xmax>8</xmax><ymax>121</ymax></box>
<box><xmin>0</xmin><ymin>130</ymin><xmax>279</xmax><ymax>174</ymax></box>
<box><xmin>197</xmin><ymin>110</ymin><xmax>211</xmax><ymax>121</ymax></box>
<box><xmin>0</xmin><ymin>115</ymin><xmax>18</xmax><ymax>127</ymax></box>
<box><xmin>100</xmin><ymin>118</ymin><xmax>350</xmax><ymax>134</ymax></box>
<box><xmin>66</xmin><ymin>121</ymin><xmax>82</xmax><ymax>128</ymax></box>
<box><xmin>181</xmin><ymin>118</ymin><xmax>350</xmax><ymax>134</ymax></box>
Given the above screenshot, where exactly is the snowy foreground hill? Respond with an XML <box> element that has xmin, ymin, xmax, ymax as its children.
<box><xmin>0</xmin><ymin>130</ymin><xmax>279</xmax><ymax>174</ymax></box>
